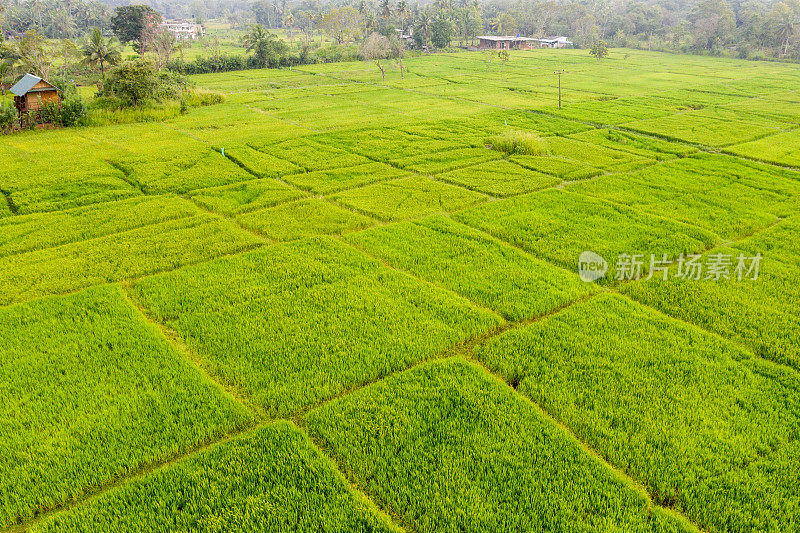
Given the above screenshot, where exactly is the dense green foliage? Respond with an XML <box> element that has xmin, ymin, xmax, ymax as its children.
<box><xmin>305</xmin><ymin>357</ymin><xmax>694</xmax><ymax>532</ymax></box>
<box><xmin>33</xmin><ymin>422</ymin><xmax>400</xmax><ymax>532</ymax></box>
<box><xmin>0</xmin><ymin>285</ymin><xmax>251</xmax><ymax>528</ymax></box>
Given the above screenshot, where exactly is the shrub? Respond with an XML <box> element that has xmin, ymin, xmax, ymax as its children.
<box><xmin>489</xmin><ymin>129</ymin><xmax>550</xmax><ymax>156</ymax></box>
<box><xmin>104</xmin><ymin>58</ymin><xmax>160</xmax><ymax>107</ymax></box>
<box><xmin>58</xmin><ymin>98</ymin><xmax>88</xmax><ymax>127</ymax></box>
<box><xmin>0</xmin><ymin>102</ymin><xmax>16</xmax><ymax>132</ymax></box>
<box><xmin>184</xmin><ymin>88</ymin><xmax>225</xmax><ymax>107</ymax></box>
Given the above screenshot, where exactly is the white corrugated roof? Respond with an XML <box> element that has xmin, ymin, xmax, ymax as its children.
<box><xmin>9</xmin><ymin>74</ymin><xmax>44</xmax><ymax>97</ymax></box>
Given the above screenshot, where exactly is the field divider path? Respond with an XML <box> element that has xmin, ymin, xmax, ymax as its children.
<box><xmin>0</xmin><ymin>188</ymin><xmax>18</xmax><ymax>215</ymax></box>
<box><xmin>289</xmin><ymin>285</ymin><xmax>707</xmax><ymax>533</ymax></box>
<box><xmin>457</xmin><ymin>352</ymin><xmax>709</xmax><ymax>533</ymax></box>
<box><xmin>120</xmin><ymin>281</ymin><xmax>263</xmax><ymax>418</ymax></box>
<box><xmin>6</xmin><ymin>421</ymin><xmax>266</xmax><ymax>533</ymax></box>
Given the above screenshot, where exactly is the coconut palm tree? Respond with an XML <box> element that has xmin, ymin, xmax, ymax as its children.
<box><xmin>244</xmin><ymin>24</ymin><xmax>283</xmax><ymax>67</ymax></box>
<box><xmin>81</xmin><ymin>28</ymin><xmax>121</xmax><ymax>80</ymax></box>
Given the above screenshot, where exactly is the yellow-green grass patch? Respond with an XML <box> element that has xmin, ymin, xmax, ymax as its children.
<box><xmin>0</xmin><ymin>285</ymin><xmax>252</xmax><ymax>529</ymax></box>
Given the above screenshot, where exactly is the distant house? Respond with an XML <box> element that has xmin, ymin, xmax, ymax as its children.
<box><xmin>477</xmin><ymin>36</ymin><xmax>538</xmax><ymax>50</ymax></box>
<box><xmin>537</xmin><ymin>36</ymin><xmax>573</xmax><ymax>49</ymax></box>
<box><xmin>160</xmin><ymin>20</ymin><xmax>205</xmax><ymax>41</ymax></box>
<box><xmin>477</xmin><ymin>35</ymin><xmax>573</xmax><ymax>50</ymax></box>
<box><xmin>9</xmin><ymin>74</ymin><xmax>60</xmax><ymax>115</ymax></box>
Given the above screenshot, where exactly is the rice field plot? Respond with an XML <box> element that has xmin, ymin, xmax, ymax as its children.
<box><xmin>133</xmin><ymin>238</ymin><xmax>501</xmax><ymax>417</ymax></box>
<box><xmin>398</xmin><ymin>120</ymin><xmax>499</xmax><ymax>147</ymax></box>
<box><xmin>720</xmin><ymin>94</ymin><xmax>800</xmax><ymax>123</ymax></box>
<box><xmin>0</xmin><ymin>208</ymin><xmax>264</xmax><ymax>305</ymax></box>
<box><xmin>454</xmin><ymin>189</ymin><xmax>716</xmax><ymax>275</ymax></box>
<box><xmin>221</xmin><ymin>144</ymin><xmax>304</xmax><ymax>178</ymax></box>
<box><xmin>549</xmin><ymin>96</ymin><xmax>678</xmax><ymax>125</ymax></box>
<box><xmin>189</xmin><ymin>68</ymin><xmax>337</xmax><ymax>92</ymax></box>
<box><xmin>0</xmin><ymin>196</ymin><xmax>199</xmax><ymax>256</ymax></box>
<box><xmin>726</xmin><ymin>129</ymin><xmax>800</xmax><ymax>167</ymax></box>
<box><xmin>737</xmin><ymin>215</ymin><xmax>800</xmax><ymax>267</ymax></box>
<box><xmin>569</xmin><ymin>128</ymin><xmax>699</xmax><ymax>160</ymax></box>
<box><xmin>469</xmin><ymin>109</ymin><xmax>592</xmax><ymax>137</ymax></box>
<box><xmin>510</xmin><ymin>154</ymin><xmax>603</xmax><ymax>180</ymax></box>
<box><xmin>33</xmin><ymin>422</ymin><xmax>399</xmax><ymax>533</ymax></box>
<box><xmin>257</xmin><ymin>138</ymin><xmax>372</xmax><ymax>171</ymax></box>
<box><xmin>91</xmin><ymin>126</ymin><xmax>256</xmax><ymax>194</ymax></box>
<box><xmin>0</xmin><ymin>285</ymin><xmax>251</xmax><ymax>529</ymax></box>
<box><xmin>345</xmin><ymin>214</ymin><xmax>594</xmax><ymax>320</ymax></box>
<box><xmin>477</xmin><ymin>293</ymin><xmax>800</xmax><ymax>533</ymax></box>
<box><xmin>189</xmin><ymin>178</ymin><xmax>307</xmax><ymax>216</ymax></box>
<box><xmin>237</xmin><ymin>198</ymin><xmax>375</xmax><ymax>240</ymax></box>
<box><xmin>280</xmin><ymin>162</ymin><xmax>409</xmax><ymax>194</ymax></box>
<box><xmin>0</xmin><ymin>136</ymin><xmax>137</xmax><ymax>215</ymax></box>
<box><xmin>392</xmin><ymin>146</ymin><xmax>502</xmax><ymax>174</ymax></box>
<box><xmin>543</xmin><ymin>136</ymin><xmax>656</xmax><ymax>173</ymax></box>
<box><xmin>569</xmin><ymin>154</ymin><xmax>800</xmax><ymax>240</ymax></box>
<box><xmin>315</xmin><ymin>128</ymin><xmax>464</xmax><ymax>162</ymax></box>
<box><xmin>304</xmin><ymin>357</ymin><xmax>692</xmax><ymax>533</ymax></box>
<box><xmin>435</xmin><ymin>159</ymin><xmax>561</xmax><ymax>197</ymax></box>
<box><xmin>165</xmin><ymin>103</ymin><xmax>309</xmax><ymax>148</ymax></box>
<box><xmin>624</xmin><ymin>107</ymin><xmax>786</xmax><ymax>147</ymax></box>
<box><xmin>623</xmin><ymin>237</ymin><xmax>800</xmax><ymax>369</ymax></box>
<box><xmin>111</xmin><ymin>150</ymin><xmax>254</xmax><ymax>194</ymax></box>
<box><xmin>332</xmin><ymin>176</ymin><xmax>489</xmax><ymax>221</ymax></box>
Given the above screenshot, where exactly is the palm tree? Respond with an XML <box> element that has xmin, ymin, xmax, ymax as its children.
<box><xmin>774</xmin><ymin>7</ymin><xmax>798</xmax><ymax>56</ymax></box>
<box><xmin>418</xmin><ymin>11</ymin><xmax>431</xmax><ymax>49</ymax></box>
<box><xmin>284</xmin><ymin>12</ymin><xmax>295</xmax><ymax>44</ymax></box>
<box><xmin>397</xmin><ymin>0</ymin><xmax>409</xmax><ymax>31</ymax></box>
<box><xmin>244</xmin><ymin>24</ymin><xmax>281</xmax><ymax>67</ymax></box>
<box><xmin>82</xmin><ymin>28</ymin><xmax>121</xmax><ymax>80</ymax></box>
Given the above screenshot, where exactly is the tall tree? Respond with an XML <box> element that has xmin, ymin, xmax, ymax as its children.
<box><xmin>362</xmin><ymin>32</ymin><xmax>390</xmax><ymax>81</ymax></box>
<box><xmin>82</xmin><ymin>27</ymin><xmax>121</xmax><ymax>79</ymax></box>
<box><xmin>111</xmin><ymin>5</ymin><xmax>161</xmax><ymax>46</ymax></box>
<box><xmin>318</xmin><ymin>6</ymin><xmax>362</xmax><ymax>44</ymax></box>
<box><xmin>14</xmin><ymin>29</ymin><xmax>56</xmax><ymax>79</ymax></box>
<box><xmin>243</xmin><ymin>24</ymin><xmax>286</xmax><ymax>67</ymax></box>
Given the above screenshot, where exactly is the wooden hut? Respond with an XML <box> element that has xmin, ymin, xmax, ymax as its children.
<box><xmin>9</xmin><ymin>74</ymin><xmax>60</xmax><ymax>115</ymax></box>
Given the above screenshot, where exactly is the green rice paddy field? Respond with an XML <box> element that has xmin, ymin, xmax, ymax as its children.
<box><xmin>2</xmin><ymin>49</ymin><xmax>799</xmax><ymax>532</ymax></box>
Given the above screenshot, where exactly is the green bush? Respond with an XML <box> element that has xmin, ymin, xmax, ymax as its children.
<box><xmin>58</xmin><ymin>98</ymin><xmax>88</xmax><ymax>127</ymax></box>
<box><xmin>104</xmin><ymin>59</ymin><xmax>187</xmax><ymax>108</ymax></box>
<box><xmin>0</xmin><ymin>102</ymin><xmax>15</xmax><ymax>132</ymax></box>
<box><xmin>184</xmin><ymin>88</ymin><xmax>225</xmax><ymax>107</ymax></box>
<box><xmin>489</xmin><ymin>129</ymin><xmax>550</xmax><ymax>156</ymax></box>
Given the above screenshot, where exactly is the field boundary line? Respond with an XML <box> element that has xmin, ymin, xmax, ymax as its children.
<box><xmin>0</xmin><ymin>188</ymin><xmax>18</xmax><ymax>215</ymax></box>
<box><xmin>6</xmin><ymin>421</ymin><xmax>266</xmax><ymax>533</ymax></box>
<box><xmin>289</xmin><ymin>291</ymin><xmax>598</xmax><ymax>425</ymax></box>
<box><xmin>294</xmin><ymin>422</ymin><xmax>417</xmax><ymax>533</ymax></box>
<box><xmin>120</xmin><ymin>281</ymin><xmax>264</xmax><ymax>417</ymax></box>
<box><xmin>0</xmin><ymin>242</ymin><xmax>268</xmax><ymax>310</ymax></box>
<box><xmin>458</xmin><ymin>352</ymin><xmax>709</xmax><ymax>533</ymax></box>
<box><xmin>106</xmin><ymin>160</ymin><xmax>147</xmax><ymax>195</ymax></box>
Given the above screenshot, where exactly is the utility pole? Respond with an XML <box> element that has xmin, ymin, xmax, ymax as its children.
<box><xmin>554</xmin><ymin>69</ymin><xmax>565</xmax><ymax>109</ymax></box>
